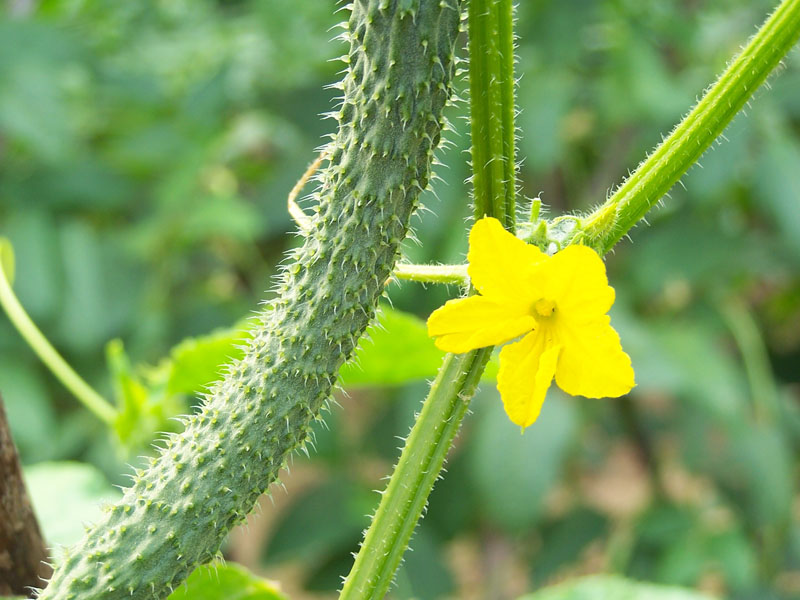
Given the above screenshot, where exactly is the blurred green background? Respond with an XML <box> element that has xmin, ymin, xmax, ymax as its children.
<box><xmin>1</xmin><ymin>1</ymin><xmax>799</xmax><ymax>599</ymax></box>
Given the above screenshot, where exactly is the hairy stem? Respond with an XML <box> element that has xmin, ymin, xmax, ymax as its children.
<box><xmin>469</xmin><ymin>0</ymin><xmax>517</xmax><ymax>227</ymax></box>
<box><xmin>393</xmin><ymin>262</ymin><xmax>468</xmax><ymax>285</ymax></box>
<box><xmin>341</xmin><ymin>2</ymin><xmax>518</xmax><ymax>597</ymax></box>
<box><xmin>339</xmin><ymin>349</ymin><xmax>491</xmax><ymax>599</ymax></box>
<box><xmin>583</xmin><ymin>0</ymin><xmax>800</xmax><ymax>253</ymax></box>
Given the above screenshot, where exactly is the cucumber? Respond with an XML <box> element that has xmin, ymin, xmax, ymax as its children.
<box><xmin>37</xmin><ymin>1</ymin><xmax>462</xmax><ymax>598</ymax></box>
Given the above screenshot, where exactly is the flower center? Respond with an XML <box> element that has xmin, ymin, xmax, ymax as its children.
<box><xmin>533</xmin><ymin>298</ymin><xmax>556</xmax><ymax>318</ymax></box>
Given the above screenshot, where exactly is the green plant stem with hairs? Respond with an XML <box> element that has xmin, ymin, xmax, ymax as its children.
<box><xmin>341</xmin><ymin>1</ymin><xmax>518</xmax><ymax>598</ymax></box>
<box><xmin>340</xmin><ymin>0</ymin><xmax>800</xmax><ymax>597</ymax></box>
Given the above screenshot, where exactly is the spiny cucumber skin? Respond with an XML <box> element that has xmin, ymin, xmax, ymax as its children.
<box><xmin>37</xmin><ymin>1</ymin><xmax>462</xmax><ymax>599</ymax></box>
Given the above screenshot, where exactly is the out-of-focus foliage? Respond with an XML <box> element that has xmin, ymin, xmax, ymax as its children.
<box><xmin>1</xmin><ymin>0</ymin><xmax>799</xmax><ymax>599</ymax></box>
<box><xmin>518</xmin><ymin>575</ymin><xmax>716</xmax><ymax>600</ymax></box>
<box><xmin>167</xmin><ymin>564</ymin><xmax>286</xmax><ymax>600</ymax></box>
<box><xmin>24</xmin><ymin>461</ymin><xmax>120</xmax><ymax>547</ymax></box>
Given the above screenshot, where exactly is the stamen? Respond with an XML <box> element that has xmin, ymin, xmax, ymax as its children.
<box><xmin>533</xmin><ymin>298</ymin><xmax>556</xmax><ymax>318</ymax></box>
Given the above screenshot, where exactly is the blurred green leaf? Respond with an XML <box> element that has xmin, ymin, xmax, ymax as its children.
<box><xmin>263</xmin><ymin>479</ymin><xmax>371</xmax><ymax>566</ymax></box>
<box><xmin>24</xmin><ymin>461</ymin><xmax>120</xmax><ymax>547</ymax></box>
<box><xmin>706</xmin><ymin>530</ymin><xmax>758</xmax><ymax>591</ymax></box>
<box><xmin>615</xmin><ymin>310</ymin><xmax>748</xmax><ymax>423</ymax></box>
<box><xmin>162</xmin><ymin>325</ymin><xmax>251</xmax><ymax>397</ymax></box>
<box><xmin>2</xmin><ymin>211</ymin><xmax>61</xmax><ymax>320</ymax></box>
<box><xmin>655</xmin><ymin>529</ymin><xmax>708</xmax><ymax>587</ymax></box>
<box><xmin>630</xmin><ymin>502</ymin><xmax>759</xmax><ymax>593</ymax></box>
<box><xmin>341</xmin><ymin>307</ymin><xmax>446</xmax><ymax>387</ymax></box>
<box><xmin>107</xmin><ymin>339</ymin><xmax>184</xmax><ymax>454</ymax></box>
<box><xmin>393</xmin><ymin>524</ymin><xmax>454</xmax><ymax>600</ymax></box>
<box><xmin>756</xmin><ymin>133</ymin><xmax>800</xmax><ymax>259</ymax></box>
<box><xmin>470</xmin><ymin>391</ymin><xmax>577</xmax><ymax>532</ymax></box>
<box><xmin>724</xmin><ymin>424</ymin><xmax>793</xmax><ymax>527</ymax></box>
<box><xmin>0</xmin><ymin>358</ymin><xmax>59</xmax><ymax>463</ymax></box>
<box><xmin>518</xmin><ymin>575</ymin><xmax>716</xmax><ymax>600</ymax></box>
<box><xmin>167</xmin><ymin>563</ymin><xmax>286</xmax><ymax>600</ymax></box>
<box><xmin>0</xmin><ymin>64</ymin><xmax>76</xmax><ymax>161</ymax></box>
<box><xmin>341</xmin><ymin>306</ymin><xmax>498</xmax><ymax>387</ymax></box>
<box><xmin>56</xmin><ymin>221</ymin><xmax>113</xmax><ymax>351</ymax></box>
<box><xmin>532</xmin><ymin>508</ymin><xmax>609</xmax><ymax>584</ymax></box>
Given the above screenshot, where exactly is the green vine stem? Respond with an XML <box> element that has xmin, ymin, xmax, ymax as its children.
<box><xmin>583</xmin><ymin>0</ymin><xmax>800</xmax><ymax>253</ymax></box>
<box><xmin>339</xmin><ymin>349</ymin><xmax>491</xmax><ymax>599</ymax></box>
<box><xmin>340</xmin><ymin>2</ymin><xmax>517</xmax><ymax>598</ymax></box>
<box><xmin>393</xmin><ymin>262</ymin><xmax>468</xmax><ymax>285</ymax></box>
<box><xmin>0</xmin><ymin>239</ymin><xmax>117</xmax><ymax>425</ymax></box>
<box><xmin>469</xmin><ymin>0</ymin><xmax>517</xmax><ymax>226</ymax></box>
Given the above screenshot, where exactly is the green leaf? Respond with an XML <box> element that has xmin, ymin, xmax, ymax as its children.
<box><xmin>0</xmin><ymin>237</ymin><xmax>14</xmax><ymax>286</ymax></box>
<box><xmin>163</xmin><ymin>324</ymin><xmax>251</xmax><ymax>397</ymax></box>
<box><xmin>340</xmin><ymin>306</ymin><xmax>498</xmax><ymax>387</ymax></box>
<box><xmin>107</xmin><ymin>338</ymin><xmax>185</xmax><ymax>454</ymax></box>
<box><xmin>532</xmin><ymin>508</ymin><xmax>609</xmax><ymax>584</ymax></box>
<box><xmin>756</xmin><ymin>134</ymin><xmax>800</xmax><ymax>259</ymax></box>
<box><xmin>393</xmin><ymin>524</ymin><xmax>454</xmax><ymax>599</ymax></box>
<box><xmin>23</xmin><ymin>461</ymin><xmax>121</xmax><ymax>547</ymax></box>
<box><xmin>470</xmin><ymin>390</ymin><xmax>576</xmax><ymax>531</ymax></box>
<box><xmin>518</xmin><ymin>575</ymin><xmax>716</xmax><ymax>600</ymax></box>
<box><xmin>725</xmin><ymin>424</ymin><xmax>793</xmax><ymax>527</ymax></box>
<box><xmin>262</xmin><ymin>479</ymin><xmax>371</xmax><ymax>566</ymax></box>
<box><xmin>340</xmin><ymin>307</ymin><xmax>445</xmax><ymax>387</ymax></box>
<box><xmin>167</xmin><ymin>563</ymin><xmax>286</xmax><ymax>600</ymax></box>
<box><xmin>0</xmin><ymin>357</ymin><xmax>59</xmax><ymax>463</ymax></box>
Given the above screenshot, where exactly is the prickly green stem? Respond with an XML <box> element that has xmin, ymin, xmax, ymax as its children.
<box><xmin>339</xmin><ymin>349</ymin><xmax>491</xmax><ymax>600</ymax></box>
<box><xmin>583</xmin><ymin>0</ymin><xmax>800</xmax><ymax>254</ymax></box>
<box><xmin>0</xmin><ymin>238</ymin><xmax>117</xmax><ymax>425</ymax></box>
<box><xmin>393</xmin><ymin>262</ymin><xmax>468</xmax><ymax>285</ymax></box>
<box><xmin>341</xmin><ymin>3</ymin><xmax>519</xmax><ymax>598</ymax></box>
<box><xmin>469</xmin><ymin>0</ymin><xmax>517</xmax><ymax>228</ymax></box>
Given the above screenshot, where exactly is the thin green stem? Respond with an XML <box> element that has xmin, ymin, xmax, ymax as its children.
<box><xmin>583</xmin><ymin>0</ymin><xmax>800</xmax><ymax>253</ymax></box>
<box><xmin>469</xmin><ymin>0</ymin><xmax>517</xmax><ymax>228</ymax></box>
<box><xmin>718</xmin><ymin>295</ymin><xmax>781</xmax><ymax>424</ymax></box>
<box><xmin>0</xmin><ymin>244</ymin><xmax>117</xmax><ymax>425</ymax></box>
<box><xmin>341</xmin><ymin>3</ymin><xmax>518</xmax><ymax>597</ymax></box>
<box><xmin>339</xmin><ymin>349</ymin><xmax>491</xmax><ymax>599</ymax></box>
<box><xmin>393</xmin><ymin>263</ymin><xmax>468</xmax><ymax>285</ymax></box>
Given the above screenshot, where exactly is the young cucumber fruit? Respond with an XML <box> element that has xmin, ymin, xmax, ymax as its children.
<box><xmin>37</xmin><ymin>1</ymin><xmax>462</xmax><ymax>598</ymax></box>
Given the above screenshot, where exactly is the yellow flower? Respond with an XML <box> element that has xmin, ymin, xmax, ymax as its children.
<box><xmin>427</xmin><ymin>217</ymin><xmax>635</xmax><ymax>429</ymax></box>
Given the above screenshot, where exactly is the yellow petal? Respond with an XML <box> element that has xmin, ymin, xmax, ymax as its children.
<box><xmin>544</xmin><ymin>245</ymin><xmax>615</xmax><ymax>322</ymax></box>
<box><xmin>497</xmin><ymin>332</ymin><xmax>561</xmax><ymax>429</ymax></box>
<box><xmin>427</xmin><ymin>295</ymin><xmax>536</xmax><ymax>354</ymax></box>
<box><xmin>554</xmin><ymin>316</ymin><xmax>635</xmax><ymax>398</ymax></box>
<box><xmin>467</xmin><ymin>217</ymin><xmax>546</xmax><ymax>304</ymax></box>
